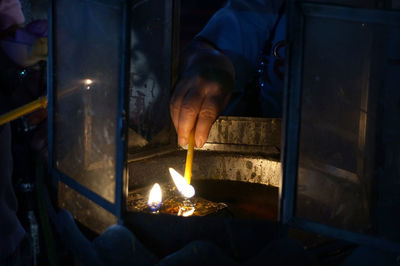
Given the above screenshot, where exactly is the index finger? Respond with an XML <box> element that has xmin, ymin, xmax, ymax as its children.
<box><xmin>170</xmin><ymin>78</ymin><xmax>190</xmax><ymax>133</ymax></box>
<box><xmin>177</xmin><ymin>84</ymin><xmax>204</xmax><ymax>146</ymax></box>
<box><xmin>194</xmin><ymin>94</ymin><xmax>221</xmax><ymax>148</ymax></box>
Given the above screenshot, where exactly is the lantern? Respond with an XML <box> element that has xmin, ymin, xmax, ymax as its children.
<box><xmin>48</xmin><ymin>0</ymin><xmax>400</xmax><ymax>257</ymax></box>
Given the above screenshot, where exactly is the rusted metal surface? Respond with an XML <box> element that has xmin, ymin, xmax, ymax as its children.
<box><xmin>127</xmin><ymin>116</ymin><xmax>282</xmax><ymax>190</ymax></box>
<box><xmin>199</xmin><ymin>116</ymin><xmax>281</xmax><ymax>154</ymax></box>
<box><xmin>127</xmin><ymin>116</ymin><xmax>281</xmax><ymax>160</ymax></box>
<box><xmin>128</xmin><ymin>150</ymin><xmax>281</xmax><ymax>190</ymax></box>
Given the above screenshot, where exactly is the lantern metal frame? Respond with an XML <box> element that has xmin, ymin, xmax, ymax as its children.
<box><xmin>47</xmin><ymin>0</ymin><xmax>135</xmax><ymax>224</ymax></box>
<box><xmin>280</xmin><ymin>2</ymin><xmax>400</xmax><ymax>253</ymax></box>
<box><xmin>47</xmin><ymin>0</ymin><xmax>400</xmax><ymax>253</ymax></box>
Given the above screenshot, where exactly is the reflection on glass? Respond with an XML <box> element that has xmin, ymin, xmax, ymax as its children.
<box><xmin>128</xmin><ymin>1</ymin><xmax>173</xmax><ymax>151</ymax></box>
<box><xmin>295</xmin><ymin>13</ymin><xmax>400</xmax><ymax>242</ymax></box>
<box><xmin>54</xmin><ymin>0</ymin><xmax>122</xmax><ymax>203</ymax></box>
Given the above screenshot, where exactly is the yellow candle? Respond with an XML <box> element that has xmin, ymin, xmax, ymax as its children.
<box><xmin>184</xmin><ymin>129</ymin><xmax>195</xmax><ymax>184</ymax></box>
<box><xmin>0</xmin><ymin>96</ymin><xmax>47</xmax><ymax>126</ymax></box>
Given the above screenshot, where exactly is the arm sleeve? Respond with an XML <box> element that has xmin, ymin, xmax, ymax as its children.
<box><xmin>197</xmin><ymin>0</ymin><xmax>284</xmax><ymax>90</ymax></box>
<box><xmin>0</xmin><ymin>0</ymin><xmax>25</xmax><ymax>31</ymax></box>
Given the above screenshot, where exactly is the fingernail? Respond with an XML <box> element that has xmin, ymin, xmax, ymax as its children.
<box><xmin>196</xmin><ymin>138</ymin><xmax>204</xmax><ymax>148</ymax></box>
<box><xmin>178</xmin><ymin>137</ymin><xmax>187</xmax><ymax>147</ymax></box>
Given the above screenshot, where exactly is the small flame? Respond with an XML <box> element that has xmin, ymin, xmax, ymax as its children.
<box><xmin>83</xmin><ymin>79</ymin><xmax>93</xmax><ymax>90</ymax></box>
<box><xmin>84</xmin><ymin>79</ymin><xmax>93</xmax><ymax>85</ymax></box>
<box><xmin>148</xmin><ymin>183</ymin><xmax>162</xmax><ymax>211</ymax></box>
<box><xmin>169</xmin><ymin>168</ymin><xmax>195</xmax><ymax>198</ymax></box>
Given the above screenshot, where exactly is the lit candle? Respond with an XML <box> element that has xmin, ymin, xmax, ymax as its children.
<box><xmin>169</xmin><ymin>168</ymin><xmax>195</xmax><ymax>198</ymax></box>
<box><xmin>184</xmin><ymin>130</ymin><xmax>195</xmax><ymax>184</ymax></box>
<box><xmin>147</xmin><ymin>183</ymin><xmax>162</xmax><ymax>213</ymax></box>
<box><xmin>169</xmin><ymin>168</ymin><xmax>196</xmax><ymax>217</ymax></box>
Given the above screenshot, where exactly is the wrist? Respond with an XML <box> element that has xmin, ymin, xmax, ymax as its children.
<box><xmin>181</xmin><ymin>39</ymin><xmax>235</xmax><ymax>81</ymax></box>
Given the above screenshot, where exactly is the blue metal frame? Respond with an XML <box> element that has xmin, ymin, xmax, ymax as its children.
<box><xmin>281</xmin><ymin>2</ymin><xmax>400</xmax><ymax>252</ymax></box>
<box><xmin>115</xmin><ymin>0</ymin><xmax>131</xmax><ymax>223</ymax></box>
<box><xmin>280</xmin><ymin>0</ymin><xmax>304</xmax><ymax>225</ymax></box>
<box><xmin>58</xmin><ymin>171</ymin><xmax>116</xmax><ymax>213</ymax></box>
<box><xmin>47</xmin><ymin>0</ymin><xmax>55</xmax><ymax>188</ymax></box>
<box><xmin>301</xmin><ymin>2</ymin><xmax>400</xmax><ymax>24</ymax></box>
<box><xmin>48</xmin><ymin>0</ymin><xmax>130</xmax><ymax>221</ymax></box>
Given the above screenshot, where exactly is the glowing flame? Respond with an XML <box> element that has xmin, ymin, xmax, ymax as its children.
<box><xmin>84</xmin><ymin>79</ymin><xmax>93</xmax><ymax>85</ymax></box>
<box><xmin>83</xmin><ymin>79</ymin><xmax>93</xmax><ymax>90</ymax></box>
<box><xmin>169</xmin><ymin>168</ymin><xmax>195</xmax><ymax>198</ymax></box>
<box><xmin>147</xmin><ymin>183</ymin><xmax>162</xmax><ymax>211</ymax></box>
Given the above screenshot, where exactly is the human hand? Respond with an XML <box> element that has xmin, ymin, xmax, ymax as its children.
<box><xmin>170</xmin><ymin>41</ymin><xmax>235</xmax><ymax>148</ymax></box>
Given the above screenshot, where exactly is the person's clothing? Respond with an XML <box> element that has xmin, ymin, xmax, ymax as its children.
<box><xmin>1</xmin><ymin>235</ymin><xmax>32</xmax><ymax>266</ymax></box>
<box><xmin>0</xmin><ymin>124</ymin><xmax>25</xmax><ymax>261</ymax></box>
<box><xmin>0</xmin><ymin>0</ymin><xmax>27</xmax><ymax>262</ymax></box>
<box><xmin>197</xmin><ymin>0</ymin><xmax>286</xmax><ymax>117</ymax></box>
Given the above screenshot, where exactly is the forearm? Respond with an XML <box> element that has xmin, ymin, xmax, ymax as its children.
<box><xmin>179</xmin><ymin>38</ymin><xmax>235</xmax><ymax>81</ymax></box>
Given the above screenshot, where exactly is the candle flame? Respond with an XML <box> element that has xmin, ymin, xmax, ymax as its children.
<box><xmin>84</xmin><ymin>79</ymin><xmax>93</xmax><ymax>85</ymax></box>
<box><xmin>148</xmin><ymin>183</ymin><xmax>162</xmax><ymax>211</ymax></box>
<box><xmin>169</xmin><ymin>168</ymin><xmax>195</xmax><ymax>198</ymax></box>
<box><xmin>83</xmin><ymin>79</ymin><xmax>93</xmax><ymax>90</ymax></box>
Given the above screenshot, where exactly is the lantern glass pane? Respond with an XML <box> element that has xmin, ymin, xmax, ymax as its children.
<box><xmin>128</xmin><ymin>0</ymin><xmax>175</xmax><ymax>152</ymax></box>
<box><xmin>295</xmin><ymin>13</ymin><xmax>400</xmax><ymax>242</ymax></box>
<box><xmin>54</xmin><ymin>0</ymin><xmax>123</xmax><ymax>203</ymax></box>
